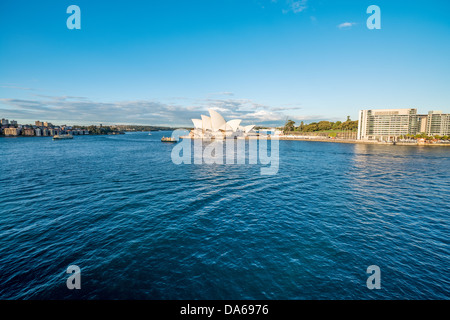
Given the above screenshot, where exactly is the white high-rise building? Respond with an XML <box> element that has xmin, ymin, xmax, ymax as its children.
<box><xmin>357</xmin><ymin>108</ymin><xmax>419</xmax><ymax>141</ymax></box>
<box><xmin>426</xmin><ymin>111</ymin><xmax>450</xmax><ymax>136</ymax></box>
<box><xmin>358</xmin><ymin>108</ymin><xmax>450</xmax><ymax>140</ymax></box>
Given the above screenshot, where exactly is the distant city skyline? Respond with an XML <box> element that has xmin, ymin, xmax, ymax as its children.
<box><xmin>1</xmin><ymin>0</ymin><xmax>449</xmax><ymax>126</ymax></box>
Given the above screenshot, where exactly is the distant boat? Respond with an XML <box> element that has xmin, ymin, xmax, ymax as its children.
<box><xmin>53</xmin><ymin>134</ymin><xmax>73</xmax><ymax>140</ymax></box>
<box><xmin>161</xmin><ymin>136</ymin><xmax>177</xmax><ymax>143</ymax></box>
<box><xmin>148</xmin><ymin>132</ymin><xmax>152</xmax><ymax>135</ymax></box>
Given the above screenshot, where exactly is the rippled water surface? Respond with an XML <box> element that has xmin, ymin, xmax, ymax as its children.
<box><xmin>0</xmin><ymin>132</ymin><xmax>449</xmax><ymax>299</ymax></box>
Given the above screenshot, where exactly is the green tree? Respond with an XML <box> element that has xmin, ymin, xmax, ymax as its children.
<box><xmin>284</xmin><ymin>120</ymin><xmax>296</xmax><ymax>133</ymax></box>
<box><xmin>318</xmin><ymin>121</ymin><xmax>332</xmax><ymax>131</ymax></box>
<box><xmin>332</xmin><ymin>121</ymin><xmax>342</xmax><ymax>130</ymax></box>
<box><xmin>304</xmin><ymin>122</ymin><xmax>319</xmax><ymax>132</ymax></box>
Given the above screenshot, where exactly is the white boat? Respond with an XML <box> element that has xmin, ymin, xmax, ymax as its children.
<box><xmin>53</xmin><ymin>134</ymin><xmax>73</xmax><ymax>140</ymax></box>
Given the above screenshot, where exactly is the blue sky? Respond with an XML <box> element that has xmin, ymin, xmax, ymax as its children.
<box><xmin>1</xmin><ymin>0</ymin><xmax>449</xmax><ymax>126</ymax></box>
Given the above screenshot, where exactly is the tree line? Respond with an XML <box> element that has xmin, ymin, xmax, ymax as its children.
<box><xmin>74</xmin><ymin>125</ymin><xmax>123</xmax><ymax>135</ymax></box>
<box><xmin>283</xmin><ymin>117</ymin><xmax>359</xmax><ymax>133</ymax></box>
<box><xmin>400</xmin><ymin>133</ymin><xmax>449</xmax><ymax>140</ymax></box>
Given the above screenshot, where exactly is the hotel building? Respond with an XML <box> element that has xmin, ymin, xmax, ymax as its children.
<box><xmin>426</xmin><ymin>111</ymin><xmax>450</xmax><ymax>136</ymax></box>
<box><xmin>358</xmin><ymin>108</ymin><xmax>450</xmax><ymax>141</ymax></box>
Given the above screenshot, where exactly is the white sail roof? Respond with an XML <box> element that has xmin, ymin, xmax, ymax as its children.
<box><xmin>192</xmin><ymin>119</ymin><xmax>203</xmax><ymax>129</ymax></box>
<box><xmin>201</xmin><ymin>115</ymin><xmax>212</xmax><ymax>131</ymax></box>
<box><xmin>226</xmin><ymin>119</ymin><xmax>242</xmax><ymax>132</ymax></box>
<box><xmin>190</xmin><ymin>110</ymin><xmax>254</xmax><ymax>136</ymax></box>
<box><xmin>208</xmin><ymin>109</ymin><xmax>227</xmax><ymax>131</ymax></box>
<box><xmin>244</xmin><ymin>125</ymin><xmax>255</xmax><ymax>133</ymax></box>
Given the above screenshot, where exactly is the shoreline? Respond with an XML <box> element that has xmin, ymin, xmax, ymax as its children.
<box><xmin>278</xmin><ymin>137</ymin><xmax>450</xmax><ymax>147</ymax></box>
<box><xmin>180</xmin><ymin>136</ymin><xmax>450</xmax><ymax>147</ymax></box>
<box><xmin>2</xmin><ymin>133</ymin><xmax>450</xmax><ymax>147</ymax></box>
<box><xmin>0</xmin><ymin>133</ymin><xmax>124</xmax><ymax>138</ymax></box>
<box><xmin>277</xmin><ymin>136</ymin><xmax>450</xmax><ymax>146</ymax></box>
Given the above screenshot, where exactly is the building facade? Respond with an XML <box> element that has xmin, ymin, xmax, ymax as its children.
<box><xmin>358</xmin><ymin>108</ymin><xmax>450</xmax><ymax>141</ymax></box>
<box><xmin>4</xmin><ymin>128</ymin><xmax>20</xmax><ymax>136</ymax></box>
<box><xmin>22</xmin><ymin>128</ymin><xmax>35</xmax><ymax>136</ymax></box>
<box><xmin>357</xmin><ymin>109</ymin><xmax>419</xmax><ymax>141</ymax></box>
<box><xmin>426</xmin><ymin>111</ymin><xmax>450</xmax><ymax>136</ymax></box>
<box><xmin>0</xmin><ymin>119</ymin><xmax>90</xmax><ymax>137</ymax></box>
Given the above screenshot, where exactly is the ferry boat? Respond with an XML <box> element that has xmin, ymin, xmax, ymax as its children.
<box><xmin>53</xmin><ymin>134</ymin><xmax>73</xmax><ymax>140</ymax></box>
<box><xmin>161</xmin><ymin>136</ymin><xmax>177</xmax><ymax>143</ymax></box>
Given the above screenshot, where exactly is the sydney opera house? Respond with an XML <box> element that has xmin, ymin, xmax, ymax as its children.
<box><xmin>189</xmin><ymin>109</ymin><xmax>256</xmax><ymax>139</ymax></box>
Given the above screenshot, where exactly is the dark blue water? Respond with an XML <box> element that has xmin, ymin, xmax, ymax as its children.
<box><xmin>0</xmin><ymin>132</ymin><xmax>449</xmax><ymax>299</ymax></box>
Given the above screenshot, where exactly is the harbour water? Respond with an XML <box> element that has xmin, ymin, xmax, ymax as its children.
<box><xmin>0</xmin><ymin>131</ymin><xmax>449</xmax><ymax>299</ymax></box>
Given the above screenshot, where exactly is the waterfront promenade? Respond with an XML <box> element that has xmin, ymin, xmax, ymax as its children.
<box><xmin>278</xmin><ymin>135</ymin><xmax>450</xmax><ymax>146</ymax></box>
<box><xmin>181</xmin><ymin>134</ymin><xmax>450</xmax><ymax>146</ymax></box>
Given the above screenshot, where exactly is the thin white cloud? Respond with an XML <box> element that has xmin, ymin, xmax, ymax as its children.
<box><xmin>283</xmin><ymin>0</ymin><xmax>308</xmax><ymax>14</ymax></box>
<box><xmin>338</xmin><ymin>22</ymin><xmax>357</xmax><ymax>29</ymax></box>
<box><xmin>291</xmin><ymin>0</ymin><xmax>308</xmax><ymax>13</ymax></box>
<box><xmin>258</xmin><ymin>0</ymin><xmax>309</xmax><ymax>15</ymax></box>
<box><xmin>0</xmin><ymin>95</ymin><xmax>300</xmax><ymax>127</ymax></box>
<box><xmin>208</xmin><ymin>92</ymin><xmax>234</xmax><ymax>97</ymax></box>
<box><xmin>0</xmin><ymin>85</ymin><xmax>32</xmax><ymax>91</ymax></box>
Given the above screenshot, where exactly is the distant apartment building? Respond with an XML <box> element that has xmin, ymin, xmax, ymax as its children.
<box><xmin>358</xmin><ymin>108</ymin><xmax>450</xmax><ymax>141</ymax></box>
<box><xmin>22</xmin><ymin>128</ymin><xmax>35</xmax><ymax>136</ymax></box>
<box><xmin>0</xmin><ymin>121</ymin><xmax>89</xmax><ymax>137</ymax></box>
<box><xmin>417</xmin><ymin>114</ymin><xmax>428</xmax><ymax>133</ymax></box>
<box><xmin>426</xmin><ymin>111</ymin><xmax>450</xmax><ymax>136</ymax></box>
<box><xmin>357</xmin><ymin>108</ymin><xmax>419</xmax><ymax>141</ymax></box>
<box><xmin>34</xmin><ymin>121</ymin><xmax>54</xmax><ymax>127</ymax></box>
<box><xmin>4</xmin><ymin>128</ymin><xmax>20</xmax><ymax>136</ymax></box>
